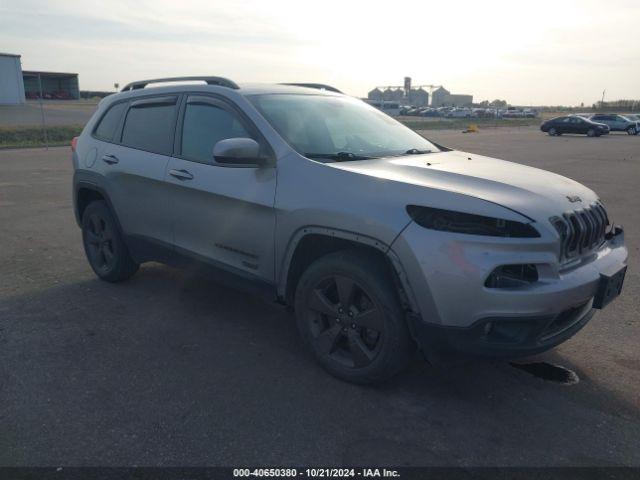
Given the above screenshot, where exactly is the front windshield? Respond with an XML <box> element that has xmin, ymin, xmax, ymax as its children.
<box><xmin>248</xmin><ymin>93</ymin><xmax>439</xmax><ymax>160</ymax></box>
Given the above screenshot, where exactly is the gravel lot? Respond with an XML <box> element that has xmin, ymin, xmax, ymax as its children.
<box><xmin>0</xmin><ymin>100</ymin><xmax>98</xmax><ymax>127</ymax></box>
<box><xmin>1</xmin><ymin>127</ymin><xmax>639</xmax><ymax>466</ymax></box>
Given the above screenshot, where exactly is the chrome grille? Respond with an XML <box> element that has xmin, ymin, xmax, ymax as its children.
<box><xmin>551</xmin><ymin>203</ymin><xmax>609</xmax><ymax>262</ymax></box>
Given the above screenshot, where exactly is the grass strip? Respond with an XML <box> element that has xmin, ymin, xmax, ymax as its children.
<box><xmin>0</xmin><ymin>125</ymin><xmax>83</xmax><ymax>149</ymax></box>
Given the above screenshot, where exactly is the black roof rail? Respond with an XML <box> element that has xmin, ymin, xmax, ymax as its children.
<box><xmin>280</xmin><ymin>83</ymin><xmax>343</xmax><ymax>94</ymax></box>
<box><xmin>121</xmin><ymin>76</ymin><xmax>240</xmax><ymax>92</ymax></box>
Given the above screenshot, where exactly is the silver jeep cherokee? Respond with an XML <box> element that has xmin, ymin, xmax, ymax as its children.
<box><xmin>72</xmin><ymin>76</ymin><xmax>628</xmax><ymax>383</ymax></box>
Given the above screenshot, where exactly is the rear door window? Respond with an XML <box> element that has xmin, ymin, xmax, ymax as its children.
<box><xmin>121</xmin><ymin>96</ymin><xmax>178</xmax><ymax>155</ymax></box>
<box><xmin>94</xmin><ymin>102</ymin><xmax>127</xmax><ymax>141</ymax></box>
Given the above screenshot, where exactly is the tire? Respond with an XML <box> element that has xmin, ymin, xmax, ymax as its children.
<box><xmin>587</xmin><ymin>128</ymin><xmax>596</xmax><ymax>137</ymax></box>
<box><xmin>294</xmin><ymin>250</ymin><xmax>414</xmax><ymax>384</ymax></box>
<box><xmin>81</xmin><ymin>200</ymin><xmax>139</xmax><ymax>282</ymax></box>
<box><xmin>627</xmin><ymin>126</ymin><xmax>637</xmax><ymax>135</ymax></box>
<box><xmin>548</xmin><ymin>127</ymin><xmax>557</xmax><ymax>136</ymax></box>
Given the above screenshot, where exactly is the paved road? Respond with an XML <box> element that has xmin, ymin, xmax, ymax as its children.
<box><xmin>1</xmin><ymin>128</ymin><xmax>639</xmax><ymax>466</ymax></box>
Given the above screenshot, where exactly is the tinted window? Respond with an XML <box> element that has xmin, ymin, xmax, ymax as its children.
<box><xmin>181</xmin><ymin>102</ymin><xmax>251</xmax><ymax>164</ymax></box>
<box><xmin>94</xmin><ymin>102</ymin><xmax>127</xmax><ymax>141</ymax></box>
<box><xmin>121</xmin><ymin>100</ymin><xmax>177</xmax><ymax>155</ymax></box>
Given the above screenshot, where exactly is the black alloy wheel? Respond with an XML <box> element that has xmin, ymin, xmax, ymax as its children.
<box><xmin>305</xmin><ymin>274</ymin><xmax>384</xmax><ymax>368</ymax></box>
<box><xmin>84</xmin><ymin>212</ymin><xmax>116</xmax><ymax>274</ymax></box>
<box><xmin>81</xmin><ymin>200</ymin><xmax>139</xmax><ymax>282</ymax></box>
<box><xmin>295</xmin><ymin>250</ymin><xmax>414</xmax><ymax>384</ymax></box>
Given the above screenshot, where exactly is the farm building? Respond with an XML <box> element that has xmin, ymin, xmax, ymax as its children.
<box><xmin>367</xmin><ymin>86</ymin><xmax>429</xmax><ymax>107</ymax></box>
<box><xmin>0</xmin><ymin>53</ymin><xmax>26</xmax><ymax>105</ymax></box>
<box><xmin>431</xmin><ymin>86</ymin><xmax>473</xmax><ymax>107</ymax></box>
<box><xmin>22</xmin><ymin>71</ymin><xmax>80</xmax><ymax>100</ymax></box>
<box><xmin>0</xmin><ymin>52</ymin><xmax>80</xmax><ymax>103</ymax></box>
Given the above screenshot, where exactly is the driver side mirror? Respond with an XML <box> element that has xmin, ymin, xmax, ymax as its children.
<box><xmin>213</xmin><ymin>138</ymin><xmax>267</xmax><ymax>166</ymax></box>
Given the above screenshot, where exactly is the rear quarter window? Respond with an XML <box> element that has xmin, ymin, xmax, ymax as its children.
<box><xmin>93</xmin><ymin>102</ymin><xmax>127</xmax><ymax>141</ymax></box>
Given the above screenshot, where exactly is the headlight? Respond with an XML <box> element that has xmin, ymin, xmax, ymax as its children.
<box><xmin>406</xmin><ymin>205</ymin><xmax>540</xmax><ymax>238</ymax></box>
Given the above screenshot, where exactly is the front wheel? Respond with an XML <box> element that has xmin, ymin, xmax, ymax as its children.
<box><xmin>294</xmin><ymin>250</ymin><xmax>414</xmax><ymax>384</ymax></box>
<box><xmin>82</xmin><ymin>200</ymin><xmax>139</xmax><ymax>282</ymax></box>
<box><xmin>548</xmin><ymin>127</ymin><xmax>557</xmax><ymax>136</ymax></box>
<box><xmin>627</xmin><ymin>126</ymin><xmax>637</xmax><ymax>135</ymax></box>
<box><xmin>587</xmin><ymin>128</ymin><xmax>596</xmax><ymax>137</ymax></box>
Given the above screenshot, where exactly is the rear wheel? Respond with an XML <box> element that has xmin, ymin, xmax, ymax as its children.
<box><xmin>548</xmin><ymin>127</ymin><xmax>557</xmax><ymax>136</ymax></box>
<box><xmin>294</xmin><ymin>250</ymin><xmax>414</xmax><ymax>384</ymax></box>
<box><xmin>627</xmin><ymin>126</ymin><xmax>637</xmax><ymax>135</ymax></box>
<box><xmin>82</xmin><ymin>200</ymin><xmax>139</xmax><ymax>282</ymax></box>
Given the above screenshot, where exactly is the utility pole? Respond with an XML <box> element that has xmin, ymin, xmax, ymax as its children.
<box><xmin>601</xmin><ymin>89</ymin><xmax>606</xmax><ymax>109</ymax></box>
<box><xmin>37</xmin><ymin>73</ymin><xmax>48</xmax><ymax>150</ymax></box>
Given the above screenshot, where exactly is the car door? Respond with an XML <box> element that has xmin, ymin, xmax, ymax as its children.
<box><xmin>97</xmin><ymin>95</ymin><xmax>178</xmax><ymax>247</ymax></box>
<box><xmin>567</xmin><ymin>117</ymin><xmax>578</xmax><ymax>133</ymax></box>
<box><xmin>557</xmin><ymin>117</ymin><xmax>571</xmax><ymax>133</ymax></box>
<box><xmin>166</xmin><ymin>94</ymin><xmax>277</xmax><ymax>282</ymax></box>
<box><xmin>569</xmin><ymin>117</ymin><xmax>587</xmax><ymax>134</ymax></box>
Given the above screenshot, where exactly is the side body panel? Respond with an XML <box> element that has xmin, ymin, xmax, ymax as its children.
<box><xmin>97</xmin><ymin>143</ymin><xmax>172</xmax><ymax>245</ymax></box>
<box><xmin>166</xmin><ymin>157</ymin><xmax>277</xmax><ymax>281</ymax></box>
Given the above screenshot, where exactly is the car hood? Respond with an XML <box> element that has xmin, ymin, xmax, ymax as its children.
<box><xmin>329</xmin><ymin>150</ymin><xmax>598</xmax><ymax>220</ymax></box>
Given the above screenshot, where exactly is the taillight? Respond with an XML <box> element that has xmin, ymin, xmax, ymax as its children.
<box><xmin>71</xmin><ymin>136</ymin><xmax>78</xmax><ymax>152</ymax></box>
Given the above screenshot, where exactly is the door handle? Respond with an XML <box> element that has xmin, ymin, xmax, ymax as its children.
<box><xmin>169</xmin><ymin>169</ymin><xmax>194</xmax><ymax>180</ymax></box>
<box><xmin>102</xmin><ymin>154</ymin><xmax>119</xmax><ymax>165</ymax></box>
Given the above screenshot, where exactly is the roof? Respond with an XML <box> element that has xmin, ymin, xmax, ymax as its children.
<box><xmin>22</xmin><ymin>70</ymin><xmax>78</xmax><ymax>77</ymax></box>
<box><xmin>0</xmin><ymin>52</ymin><xmax>21</xmax><ymax>58</ymax></box>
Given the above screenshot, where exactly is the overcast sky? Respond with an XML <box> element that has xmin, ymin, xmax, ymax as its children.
<box><xmin>1</xmin><ymin>0</ymin><xmax>638</xmax><ymax>105</ymax></box>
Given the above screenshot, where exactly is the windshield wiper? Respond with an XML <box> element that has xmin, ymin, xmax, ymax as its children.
<box><xmin>304</xmin><ymin>152</ymin><xmax>377</xmax><ymax>162</ymax></box>
<box><xmin>403</xmin><ymin>148</ymin><xmax>432</xmax><ymax>155</ymax></box>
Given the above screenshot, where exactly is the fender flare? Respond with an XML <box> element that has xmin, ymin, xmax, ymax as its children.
<box><xmin>276</xmin><ymin>226</ymin><xmax>421</xmax><ymax>315</ymax></box>
<box><xmin>73</xmin><ymin>173</ymin><xmax>123</xmax><ymax>235</ymax></box>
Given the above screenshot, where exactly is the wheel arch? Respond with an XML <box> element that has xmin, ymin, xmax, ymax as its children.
<box><xmin>73</xmin><ymin>176</ymin><xmax>122</xmax><ymax>234</ymax></box>
<box><xmin>278</xmin><ymin>227</ymin><xmax>420</xmax><ymax>316</ymax></box>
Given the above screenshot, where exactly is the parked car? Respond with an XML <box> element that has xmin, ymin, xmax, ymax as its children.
<box><xmin>420</xmin><ymin>108</ymin><xmax>440</xmax><ymax>117</ymax></box>
<box><xmin>624</xmin><ymin>113</ymin><xmax>640</xmax><ymax>122</ymax></box>
<box><xmin>589</xmin><ymin>114</ymin><xmax>638</xmax><ymax>135</ymax></box>
<box><xmin>446</xmin><ymin>108</ymin><xmax>472</xmax><ymax>118</ymax></box>
<box><xmin>541</xmin><ymin>115</ymin><xmax>610</xmax><ymax>137</ymax></box>
<box><xmin>399</xmin><ymin>105</ymin><xmax>414</xmax><ymax>116</ymax></box>
<box><xmin>502</xmin><ymin>109</ymin><xmax>523</xmax><ymax>118</ymax></box>
<box><xmin>72</xmin><ymin>77</ymin><xmax>627</xmax><ymax>384</ymax></box>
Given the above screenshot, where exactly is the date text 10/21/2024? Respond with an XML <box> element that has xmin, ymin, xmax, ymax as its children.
<box><xmin>232</xmin><ymin>468</ymin><xmax>401</xmax><ymax>478</ymax></box>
